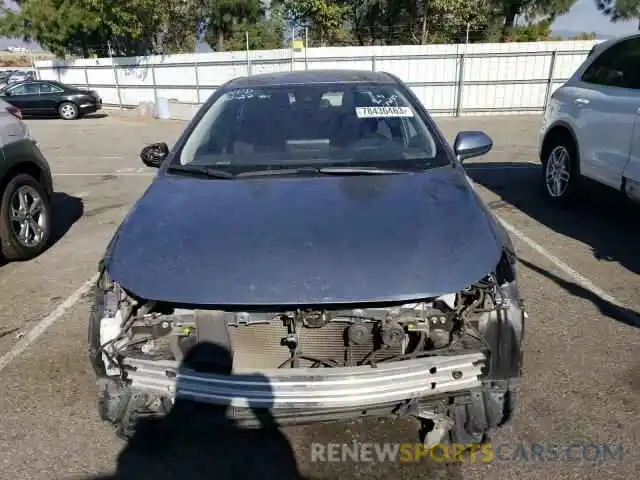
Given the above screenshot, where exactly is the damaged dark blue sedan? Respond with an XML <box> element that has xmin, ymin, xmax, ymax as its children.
<box><xmin>89</xmin><ymin>70</ymin><xmax>526</xmax><ymax>445</ymax></box>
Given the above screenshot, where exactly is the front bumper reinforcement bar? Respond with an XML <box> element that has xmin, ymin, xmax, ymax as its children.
<box><xmin>123</xmin><ymin>352</ymin><xmax>486</xmax><ymax>409</ymax></box>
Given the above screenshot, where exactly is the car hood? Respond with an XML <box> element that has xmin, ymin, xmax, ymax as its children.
<box><xmin>106</xmin><ymin>167</ymin><xmax>505</xmax><ymax>306</ymax></box>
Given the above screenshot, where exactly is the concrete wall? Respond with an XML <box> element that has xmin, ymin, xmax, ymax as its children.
<box><xmin>34</xmin><ymin>40</ymin><xmax>600</xmax><ymax>118</ymax></box>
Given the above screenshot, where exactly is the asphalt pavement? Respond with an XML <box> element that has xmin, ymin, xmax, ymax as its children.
<box><xmin>0</xmin><ymin>111</ymin><xmax>637</xmax><ymax>480</ymax></box>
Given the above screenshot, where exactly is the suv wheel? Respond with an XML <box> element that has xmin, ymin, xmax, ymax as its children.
<box><xmin>541</xmin><ymin>137</ymin><xmax>580</xmax><ymax>204</ymax></box>
<box><xmin>59</xmin><ymin>101</ymin><xmax>79</xmax><ymax>120</ymax></box>
<box><xmin>0</xmin><ymin>173</ymin><xmax>51</xmax><ymax>260</ymax></box>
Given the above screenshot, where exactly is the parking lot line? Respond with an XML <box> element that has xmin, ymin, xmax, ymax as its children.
<box><xmin>53</xmin><ymin>172</ymin><xmax>154</xmax><ymax>177</ymax></box>
<box><xmin>0</xmin><ymin>273</ymin><xmax>98</xmax><ymax>374</ymax></box>
<box><xmin>464</xmin><ymin>164</ymin><xmax>538</xmax><ymax>170</ymax></box>
<box><xmin>52</xmin><ymin>155</ymin><xmax>128</xmax><ymax>160</ymax></box>
<box><xmin>497</xmin><ymin>215</ymin><xmax>638</xmax><ymax>326</ymax></box>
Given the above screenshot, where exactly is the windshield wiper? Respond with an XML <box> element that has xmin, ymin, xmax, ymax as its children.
<box><xmin>236</xmin><ymin>167</ymin><xmax>321</xmax><ymax>178</ymax></box>
<box><xmin>236</xmin><ymin>166</ymin><xmax>406</xmax><ymax>178</ymax></box>
<box><xmin>168</xmin><ymin>165</ymin><xmax>410</xmax><ymax>180</ymax></box>
<box><xmin>317</xmin><ymin>166</ymin><xmax>407</xmax><ymax>175</ymax></box>
<box><xmin>166</xmin><ymin>165</ymin><xmax>235</xmax><ymax>179</ymax></box>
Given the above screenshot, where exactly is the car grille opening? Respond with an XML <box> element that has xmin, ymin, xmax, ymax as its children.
<box><xmin>227</xmin><ymin>321</ymin><xmax>402</xmax><ymax>370</ymax></box>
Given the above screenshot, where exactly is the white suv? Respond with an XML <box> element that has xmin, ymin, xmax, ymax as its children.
<box><xmin>539</xmin><ymin>33</ymin><xmax>640</xmax><ymax>204</ymax></box>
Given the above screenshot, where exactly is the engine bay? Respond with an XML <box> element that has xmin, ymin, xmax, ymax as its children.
<box><xmin>92</xmin><ymin>272</ymin><xmax>504</xmax><ymax>376</ymax></box>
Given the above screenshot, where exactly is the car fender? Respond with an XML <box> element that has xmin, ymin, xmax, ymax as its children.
<box><xmin>540</xmin><ymin>119</ymin><xmax>579</xmax><ymax>163</ymax></box>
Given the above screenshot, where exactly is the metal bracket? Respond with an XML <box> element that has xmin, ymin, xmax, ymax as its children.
<box><xmin>417</xmin><ymin>410</ymin><xmax>454</xmax><ymax>447</ymax></box>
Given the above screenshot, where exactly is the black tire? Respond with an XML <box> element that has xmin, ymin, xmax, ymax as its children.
<box><xmin>0</xmin><ymin>173</ymin><xmax>51</xmax><ymax>261</ymax></box>
<box><xmin>540</xmin><ymin>134</ymin><xmax>581</xmax><ymax>205</ymax></box>
<box><xmin>58</xmin><ymin>101</ymin><xmax>79</xmax><ymax>120</ymax></box>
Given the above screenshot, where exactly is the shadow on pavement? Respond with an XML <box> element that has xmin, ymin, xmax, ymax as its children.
<box><xmin>85</xmin><ymin>341</ymin><xmax>316</xmax><ymax>480</ymax></box>
<box><xmin>23</xmin><ymin>112</ymin><xmax>108</xmax><ymax>120</ymax></box>
<box><xmin>519</xmin><ymin>258</ymin><xmax>640</xmax><ymax>328</ymax></box>
<box><xmin>80</xmin><ymin>342</ymin><xmax>462</xmax><ymax>480</ymax></box>
<box><xmin>83</xmin><ymin>113</ymin><xmax>109</xmax><ymax>119</ymax></box>
<box><xmin>466</xmin><ymin>161</ymin><xmax>640</xmax><ymax>277</ymax></box>
<box><xmin>465</xmin><ymin>161</ymin><xmax>640</xmax><ymax>327</ymax></box>
<box><xmin>50</xmin><ymin>192</ymin><xmax>84</xmax><ymax>245</ymax></box>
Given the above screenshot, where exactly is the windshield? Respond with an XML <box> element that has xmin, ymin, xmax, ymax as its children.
<box><xmin>176</xmin><ymin>82</ymin><xmax>447</xmax><ymax>172</ymax></box>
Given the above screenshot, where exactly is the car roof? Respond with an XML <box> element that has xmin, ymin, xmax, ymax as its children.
<box><xmin>5</xmin><ymin>80</ymin><xmax>33</xmax><ymax>86</ymax></box>
<box><xmin>225</xmin><ymin>69</ymin><xmax>398</xmax><ymax>89</ymax></box>
<box><xmin>7</xmin><ymin>79</ymin><xmax>62</xmax><ymax>86</ymax></box>
<box><xmin>591</xmin><ymin>32</ymin><xmax>640</xmax><ymax>53</ymax></box>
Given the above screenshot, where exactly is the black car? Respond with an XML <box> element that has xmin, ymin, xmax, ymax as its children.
<box><xmin>0</xmin><ymin>70</ymin><xmax>14</xmax><ymax>82</ymax></box>
<box><xmin>90</xmin><ymin>70</ymin><xmax>526</xmax><ymax>446</ymax></box>
<box><xmin>0</xmin><ymin>80</ymin><xmax>102</xmax><ymax>120</ymax></box>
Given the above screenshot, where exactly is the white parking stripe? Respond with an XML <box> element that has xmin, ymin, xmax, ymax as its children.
<box><xmin>0</xmin><ymin>273</ymin><xmax>99</xmax><ymax>374</ymax></box>
<box><xmin>115</xmin><ymin>168</ymin><xmax>149</xmax><ymax>173</ymax></box>
<box><xmin>0</xmin><ymin>211</ymin><xmax>635</xmax><ymax>373</ymax></box>
<box><xmin>497</xmin><ymin>216</ymin><xmax>638</xmax><ymax>325</ymax></box>
<box><xmin>49</xmin><ymin>155</ymin><xmax>127</xmax><ymax>160</ymax></box>
<box><xmin>53</xmin><ymin>172</ymin><xmax>154</xmax><ymax>177</ymax></box>
<box><xmin>464</xmin><ymin>164</ymin><xmax>538</xmax><ymax>170</ymax></box>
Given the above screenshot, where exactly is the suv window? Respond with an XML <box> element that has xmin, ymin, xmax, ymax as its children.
<box><xmin>582</xmin><ymin>37</ymin><xmax>640</xmax><ymax>89</ymax></box>
<box><xmin>7</xmin><ymin>83</ymin><xmax>39</xmax><ymax>95</ymax></box>
<box><xmin>39</xmin><ymin>82</ymin><xmax>63</xmax><ymax>94</ymax></box>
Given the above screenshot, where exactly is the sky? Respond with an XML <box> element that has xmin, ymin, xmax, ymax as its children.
<box><xmin>552</xmin><ymin>0</ymin><xmax>639</xmax><ymax>36</ymax></box>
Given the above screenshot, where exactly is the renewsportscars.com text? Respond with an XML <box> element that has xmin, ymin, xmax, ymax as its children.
<box><xmin>310</xmin><ymin>442</ymin><xmax>625</xmax><ymax>464</ymax></box>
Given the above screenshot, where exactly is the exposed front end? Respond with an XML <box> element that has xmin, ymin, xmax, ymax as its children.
<box><xmin>90</xmin><ymin>253</ymin><xmax>525</xmax><ymax>444</ymax></box>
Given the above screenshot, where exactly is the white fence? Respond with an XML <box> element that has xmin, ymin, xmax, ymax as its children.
<box><xmin>34</xmin><ymin>39</ymin><xmax>600</xmax><ymax>116</ymax></box>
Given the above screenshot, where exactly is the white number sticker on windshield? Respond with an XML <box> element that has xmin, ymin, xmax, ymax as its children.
<box><xmin>228</xmin><ymin>88</ymin><xmax>256</xmax><ymax>100</ymax></box>
<box><xmin>371</xmin><ymin>94</ymin><xmax>399</xmax><ymax>106</ymax></box>
<box><xmin>355</xmin><ymin>106</ymin><xmax>414</xmax><ymax>118</ymax></box>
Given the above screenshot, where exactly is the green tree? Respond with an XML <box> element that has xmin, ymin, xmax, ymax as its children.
<box><xmin>156</xmin><ymin>0</ymin><xmax>204</xmax><ymax>54</ymax></box>
<box><xmin>280</xmin><ymin>0</ymin><xmax>350</xmax><ymax>46</ymax></box>
<box><xmin>478</xmin><ymin>0</ymin><xmax>576</xmax><ymax>41</ymax></box>
<box><xmin>419</xmin><ymin>0</ymin><xmax>491</xmax><ymax>44</ymax></box>
<box><xmin>225</xmin><ymin>6</ymin><xmax>286</xmax><ymax>51</ymax></box>
<box><xmin>595</xmin><ymin>0</ymin><xmax>640</xmax><ymax>25</ymax></box>
<box><xmin>0</xmin><ymin>0</ymin><xmax>204</xmax><ymax>57</ymax></box>
<box><xmin>502</xmin><ymin>20</ymin><xmax>553</xmax><ymax>41</ymax></box>
<box><xmin>571</xmin><ymin>31</ymin><xmax>598</xmax><ymax>39</ymax></box>
<box><xmin>345</xmin><ymin>0</ymin><xmax>491</xmax><ymax>45</ymax></box>
<box><xmin>349</xmin><ymin>0</ymin><xmax>420</xmax><ymax>45</ymax></box>
<box><xmin>202</xmin><ymin>0</ymin><xmax>264</xmax><ymax>51</ymax></box>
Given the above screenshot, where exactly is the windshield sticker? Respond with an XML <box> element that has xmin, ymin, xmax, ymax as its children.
<box><xmin>355</xmin><ymin>106</ymin><xmax>413</xmax><ymax>118</ymax></box>
<box><xmin>227</xmin><ymin>88</ymin><xmax>256</xmax><ymax>100</ymax></box>
<box><xmin>371</xmin><ymin>93</ymin><xmax>399</xmax><ymax>106</ymax></box>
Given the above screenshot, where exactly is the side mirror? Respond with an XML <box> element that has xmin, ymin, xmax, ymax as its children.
<box><xmin>140</xmin><ymin>142</ymin><xmax>169</xmax><ymax>168</ymax></box>
<box><xmin>453</xmin><ymin>131</ymin><xmax>493</xmax><ymax>162</ymax></box>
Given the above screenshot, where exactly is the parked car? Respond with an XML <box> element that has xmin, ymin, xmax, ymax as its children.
<box><xmin>0</xmin><ymin>80</ymin><xmax>102</xmax><ymax>120</ymax></box>
<box><xmin>0</xmin><ymin>70</ymin><xmax>15</xmax><ymax>83</ymax></box>
<box><xmin>0</xmin><ymin>97</ymin><xmax>53</xmax><ymax>260</ymax></box>
<box><xmin>6</xmin><ymin>46</ymin><xmax>29</xmax><ymax>54</ymax></box>
<box><xmin>7</xmin><ymin>70</ymin><xmax>34</xmax><ymax>84</ymax></box>
<box><xmin>89</xmin><ymin>70</ymin><xmax>526</xmax><ymax>445</ymax></box>
<box><xmin>539</xmin><ymin>33</ymin><xmax>640</xmax><ymax>204</ymax></box>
